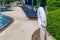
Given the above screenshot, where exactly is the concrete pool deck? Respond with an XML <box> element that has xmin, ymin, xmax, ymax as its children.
<box><xmin>0</xmin><ymin>7</ymin><xmax>55</xmax><ymax>40</ymax></box>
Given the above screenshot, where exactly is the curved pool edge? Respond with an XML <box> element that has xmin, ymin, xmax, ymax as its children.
<box><xmin>0</xmin><ymin>14</ymin><xmax>15</xmax><ymax>33</ymax></box>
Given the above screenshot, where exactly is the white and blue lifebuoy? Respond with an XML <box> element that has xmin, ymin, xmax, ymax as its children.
<box><xmin>37</xmin><ymin>0</ymin><xmax>47</xmax><ymax>29</ymax></box>
<box><xmin>37</xmin><ymin>0</ymin><xmax>47</xmax><ymax>40</ymax></box>
<box><xmin>37</xmin><ymin>7</ymin><xmax>47</xmax><ymax>29</ymax></box>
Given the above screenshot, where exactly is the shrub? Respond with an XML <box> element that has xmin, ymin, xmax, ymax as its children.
<box><xmin>47</xmin><ymin>9</ymin><xmax>60</xmax><ymax>40</ymax></box>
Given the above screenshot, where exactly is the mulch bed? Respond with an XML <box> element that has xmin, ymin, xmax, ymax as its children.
<box><xmin>32</xmin><ymin>28</ymin><xmax>40</xmax><ymax>40</ymax></box>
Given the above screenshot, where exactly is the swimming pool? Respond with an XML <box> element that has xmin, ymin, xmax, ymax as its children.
<box><xmin>0</xmin><ymin>8</ymin><xmax>12</xmax><ymax>12</ymax></box>
<box><xmin>0</xmin><ymin>8</ymin><xmax>6</xmax><ymax>12</ymax></box>
<box><xmin>0</xmin><ymin>15</ymin><xmax>12</xmax><ymax>29</ymax></box>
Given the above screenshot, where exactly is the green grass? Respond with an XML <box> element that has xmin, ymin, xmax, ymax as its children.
<box><xmin>46</xmin><ymin>0</ymin><xmax>60</xmax><ymax>40</ymax></box>
<box><xmin>47</xmin><ymin>8</ymin><xmax>60</xmax><ymax>40</ymax></box>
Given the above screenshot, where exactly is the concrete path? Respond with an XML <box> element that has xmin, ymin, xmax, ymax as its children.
<box><xmin>0</xmin><ymin>7</ymin><xmax>54</xmax><ymax>40</ymax></box>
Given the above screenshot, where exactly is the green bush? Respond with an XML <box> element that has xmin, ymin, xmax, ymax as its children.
<box><xmin>47</xmin><ymin>9</ymin><xmax>60</xmax><ymax>40</ymax></box>
<box><xmin>47</xmin><ymin>0</ymin><xmax>60</xmax><ymax>40</ymax></box>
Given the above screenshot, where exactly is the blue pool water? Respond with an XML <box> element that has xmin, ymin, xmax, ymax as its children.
<box><xmin>21</xmin><ymin>6</ymin><xmax>37</xmax><ymax>18</ymax></box>
<box><xmin>0</xmin><ymin>15</ymin><xmax>12</xmax><ymax>29</ymax></box>
<box><xmin>0</xmin><ymin>8</ymin><xmax>11</xmax><ymax>12</ymax></box>
<box><xmin>0</xmin><ymin>8</ymin><xmax>6</xmax><ymax>12</ymax></box>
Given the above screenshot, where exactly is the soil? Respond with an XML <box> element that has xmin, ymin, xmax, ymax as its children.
<box><xmin>32</xmin><ymin>28</ymin><xmax>40</xmax><ymax>40</ymax></box>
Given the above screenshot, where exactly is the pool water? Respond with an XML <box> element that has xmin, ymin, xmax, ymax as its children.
<box><xmin>0</xmin><ymin>8</ymin><xmax>6</xmax><ymax>12</ymax></box>
<box><xmin>0</xmin><ymin>15</ymin><xmax>12</xmax><ymax>29</ymax></box>
<box><xmin>21</xmin><ymin>6</ymin><xmax>37</xmax><ymax>18</ymax></box>
<box><xmin>0</xmin><ymin>8</ymin><xmax>11</xmax><ymax>12</ymax></box>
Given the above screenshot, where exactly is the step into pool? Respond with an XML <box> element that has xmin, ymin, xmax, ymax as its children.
<box><xmin>0</xmin><ymin>15</ymin><xmax>12</xmax><ymax>30</ymax></box>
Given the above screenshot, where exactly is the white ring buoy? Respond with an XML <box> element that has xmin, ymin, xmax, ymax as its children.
<box><xmin>37</xmin><ymin>7</ymin><xmax>47</xmax><ymax>29</ymax></box>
